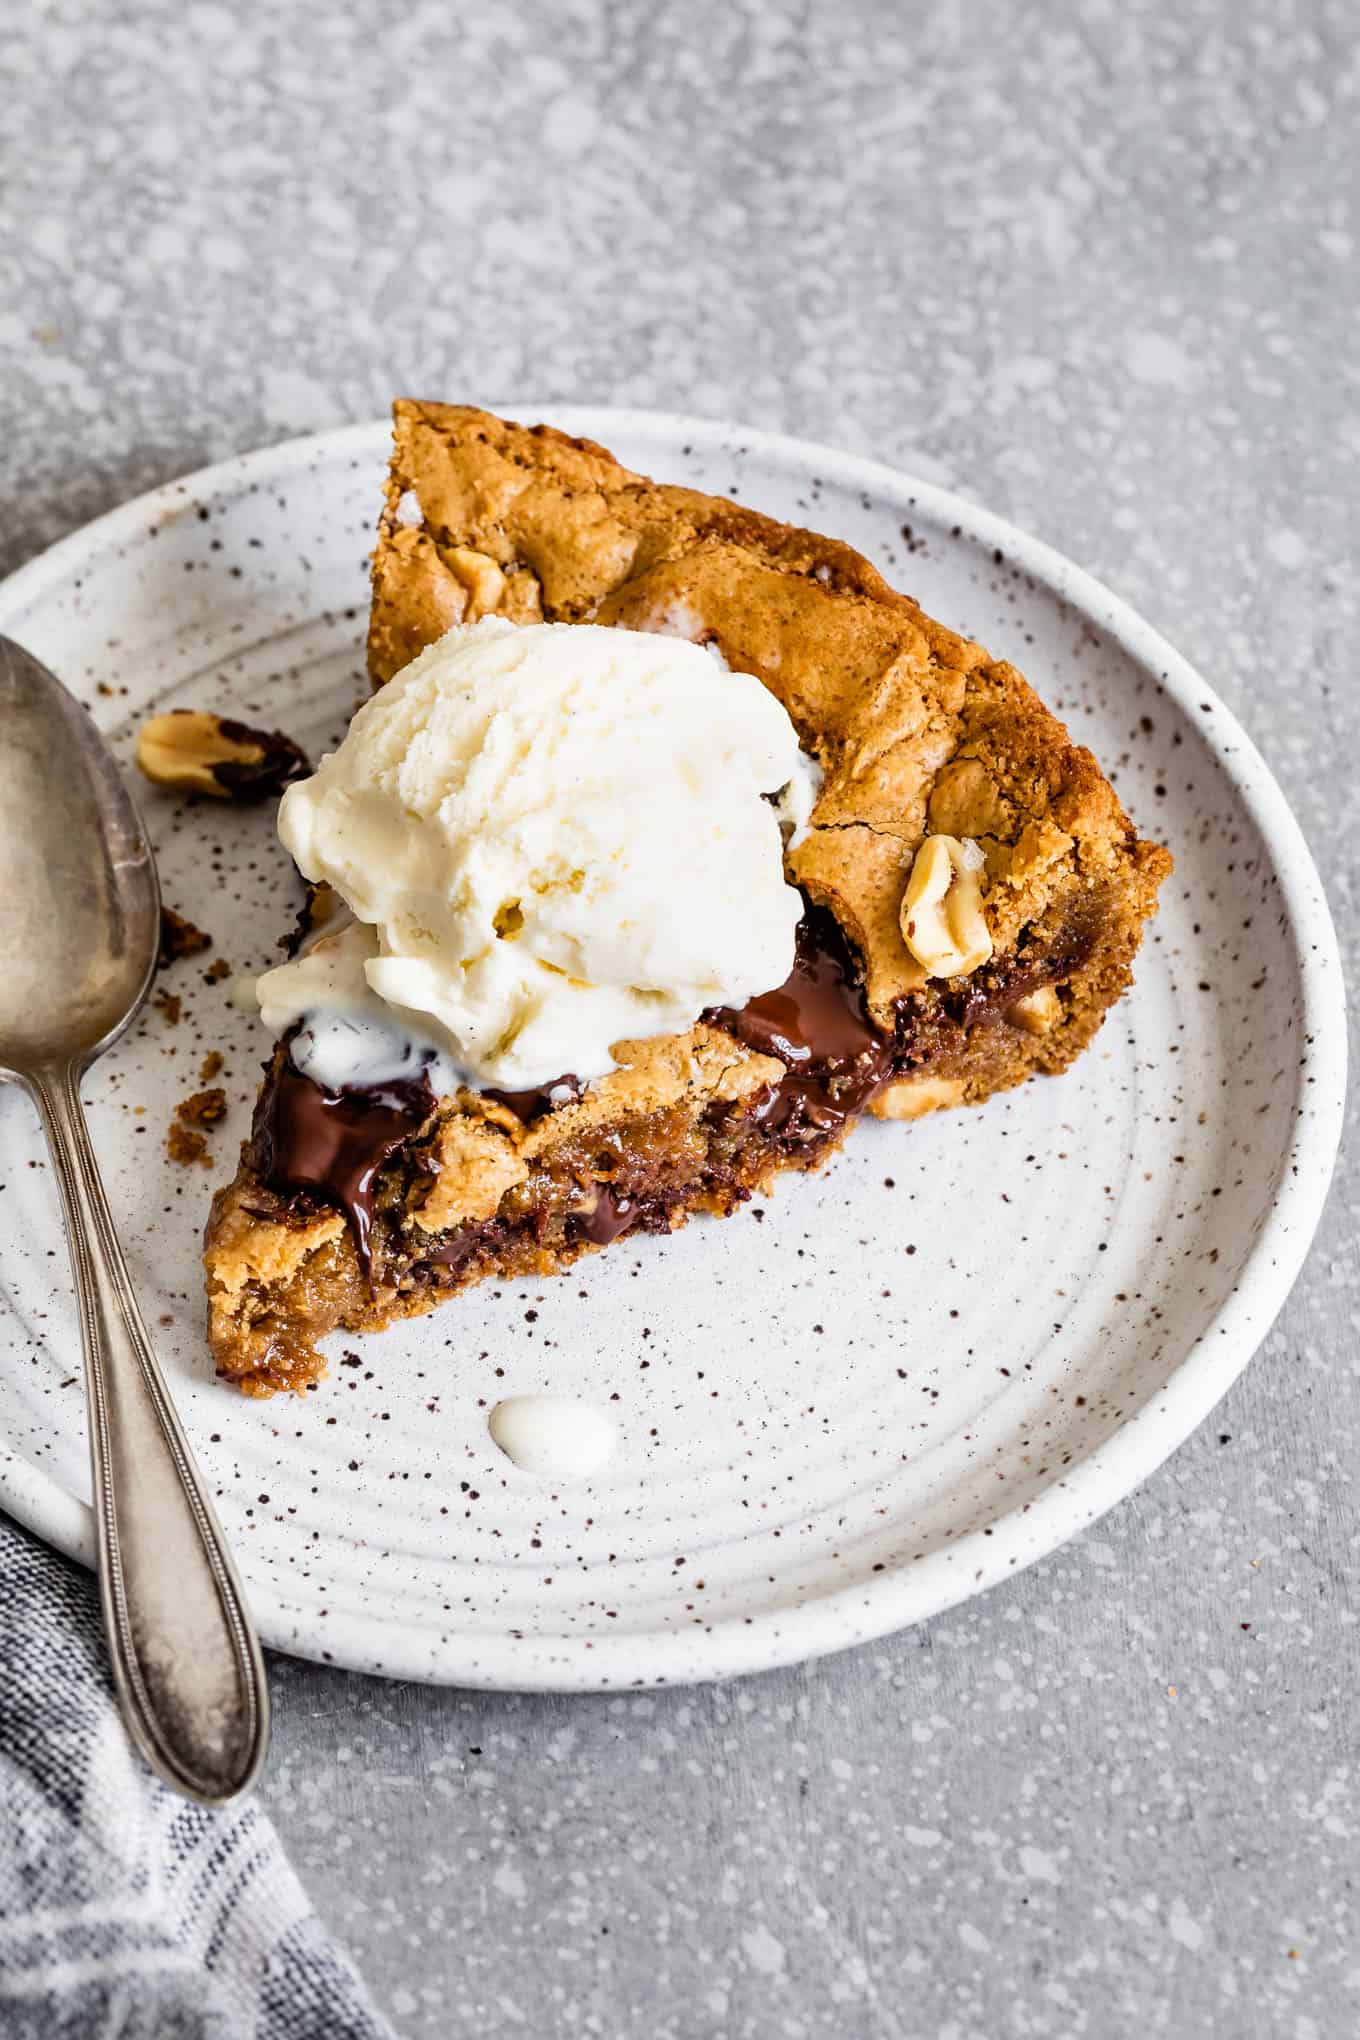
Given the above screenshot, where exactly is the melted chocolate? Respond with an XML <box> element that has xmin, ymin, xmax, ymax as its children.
<box><xmin>428</xmin><ymin>1218</ymin><xmax>495</xmax><ymax>1274</ymax></box>
<box><xmin>250</xmin><ymin>901</ymin><xmax>1099</xmax><ymax>1284</ymax></box>
<box><xmin>213</xmin><ymin>717</ymin><xmax>311</xmax><ymax>801</ymax></box>
<box><xmin>483</xmin><ymin>1074</ymin><xmax>583</xmax><ymax>1126</ymax></box>
<box><xmin>574</xmin><ymin>1183</ymin><xmax>638</xmax><ymax>1245</ymax></box>
<box><xmin>941</xmin><ymin>913</ymin><xmax>1098</xmax><ymax>1032</ymax></box>
<box><xmin>251</xmin><ymin>1055</ymin><xmax>434</xmax><ymax>1276</ymax></box>
<box><xmin>710</xmin><ymin>913</ymin><xmax>893</xmax><ymax>1144</ymax></box>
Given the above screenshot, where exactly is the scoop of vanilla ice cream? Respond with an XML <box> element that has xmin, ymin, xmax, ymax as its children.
<box><xmin>261</xmin><ymin>618</ymin><xmax>818</xmax><ymax>1091</ymax></box>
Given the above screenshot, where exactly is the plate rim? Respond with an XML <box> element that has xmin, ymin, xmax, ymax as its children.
<box><xmin>0</xmin><ymin>407</ymin><xmax>1346</xmax><ymax>1691</ymax></box>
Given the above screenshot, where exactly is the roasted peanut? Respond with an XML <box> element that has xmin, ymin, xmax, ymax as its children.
<box><xmin>900</xmin><ymin>834</ymin><xmax>992</xmax><ymax>978</ymax></box>
<box><xmin>445</xmin><ymin>546</ymin><xmax>509</xmax><ymax>619</ymax></box>
<box><xmin>1008</xmin><ymin>985</ymin><xmax>1062</xmax><ymax>1035</ymax></box>
<box><xmin>136</xmin><ymin>711</ymin><xmax>309</xmax><ymax>800</ymax></box>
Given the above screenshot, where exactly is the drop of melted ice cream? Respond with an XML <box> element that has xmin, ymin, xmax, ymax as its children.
<box><xmin>488</xmin><ymin>1395</ymin><xmax>617</xmax><ymax>1480</ymax></box>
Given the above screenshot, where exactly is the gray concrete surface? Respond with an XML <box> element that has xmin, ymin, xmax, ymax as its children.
<box><xmin>3</xmin><ymin>1</ymin><xmax>1357</xmax><ymax>2034</ymax></box>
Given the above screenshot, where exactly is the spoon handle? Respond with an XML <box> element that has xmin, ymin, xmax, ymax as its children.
<box><xmin>32</xmin><ymin>1063</ymin><xmax>269</xmax><ymax>1804</ymax></box>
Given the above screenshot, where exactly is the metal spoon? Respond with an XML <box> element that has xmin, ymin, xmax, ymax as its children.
<box><xmin>0</xmin><ymin>636</ymin><xmax>269</xmax><ymax>1804</ymax></box>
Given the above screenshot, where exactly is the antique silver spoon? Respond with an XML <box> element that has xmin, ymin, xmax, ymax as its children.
<box><xmin>0</xmin><ymin>636</ymin><xmax>269</xmax><ymax>1804</ymax></box>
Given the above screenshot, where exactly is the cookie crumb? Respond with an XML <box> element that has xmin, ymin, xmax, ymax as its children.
<box><xmin>167</xmin><ymin>1084</ymin><xmax>227</xmax><ymax>1166</ymax></box>
<box><xmin>167</xmin><ymin>1121</ymin><xmax>211</xmax><ymax>1167</ymax></box>
<box><xmin>177</xmin><ymin>1086</ymin><xmax>227</xmax><ymax>1128</ymax></box>
<box><xmin>205</xmin><ymin>957</ymin><xmax>232</xmax><ymax>983</ymax></box>
<box><xmin>154</xmin><ymin>989</ymin><xmax>182</xmax><ymax>1026</ymax></box>
<box><xmin>200</xmin><ymin>1050</ymin><xmax>224</xmax><ymax>1080</ymax></box>
<box><xmin>159</xmin><ymin>906</ymin><xmax>211</xmax><ymax>966</ymax></box>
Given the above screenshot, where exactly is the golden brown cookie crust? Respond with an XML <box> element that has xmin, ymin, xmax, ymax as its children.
<box><xmin>369</xmin><ymin>401</ymin><xmax>1167</xmax><ymax>1026</ymax></box>
<box><xmin>204</xmin><ymin>403</ymin><xmax>1171</xmax><ymax>1394</ymax></box>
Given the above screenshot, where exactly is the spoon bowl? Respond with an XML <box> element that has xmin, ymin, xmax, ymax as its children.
<box><xmin>0</xmin><ymin>641</ymin><xmax>160</xmax><ymax>1071</ymax></box>
<box><xmin>0</xmin><ymin>636</ymin><xmax>269</xmax><ymax>1805</ymax></box>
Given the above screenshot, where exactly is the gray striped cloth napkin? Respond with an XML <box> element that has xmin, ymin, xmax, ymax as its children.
<box><xmin>0</xmin><ymin>1510</ymin><xmax>394</xmax><ymax>2039</ymax></box>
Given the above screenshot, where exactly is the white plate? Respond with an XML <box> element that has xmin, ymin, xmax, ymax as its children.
<box><xmin>0</xmin><ymin>412</ymin><xmax>1345</xmax><ymax>1691</ymax></box>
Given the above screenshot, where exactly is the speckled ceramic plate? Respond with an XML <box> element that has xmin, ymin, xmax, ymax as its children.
<box><xmin>0</xmin><ymin>412</ymin><xmax>1345</xmax><ymax>1691</ymax></box>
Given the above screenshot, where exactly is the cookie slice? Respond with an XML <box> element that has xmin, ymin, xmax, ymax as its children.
<box><xmin>204</xmin><ymin>404</ymin><xmax>1171</xmax><ymax>1395</ymax></box>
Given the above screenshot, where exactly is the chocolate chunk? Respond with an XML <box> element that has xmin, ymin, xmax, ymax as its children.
<box><xmin>574</xmin><ymin>1183</ymin><xmax>638</xmax><ymax>1245</ymax></box>
<box><xmin>211</xmin><ymin>717</ymin><xmax>311</xmax><ymax>800</ymax></box>
<box><xmin>941</xmin><ymin>914</ymin><xmax>1100</xmax><ymax>1032</ymax></box>
<box><xmin>483</xmin><ymin>1074</ymin><xmax>583</xmax><ymax>1126</ymax></box>
<box><xmin>428</xmin><ymin>1220</ymin><xmax>496</xmax><ymax>1275</ymax></box>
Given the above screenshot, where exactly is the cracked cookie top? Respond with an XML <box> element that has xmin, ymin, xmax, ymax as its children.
<box><xmin>369</xmin><ymin>403</ymin><xmax>1163</xmax><ymax>1031</ymax></box>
